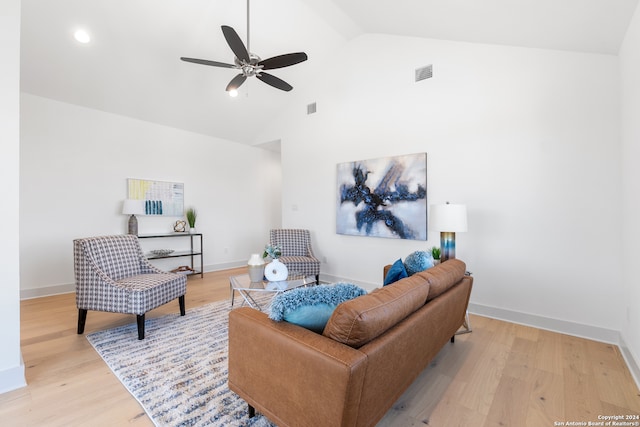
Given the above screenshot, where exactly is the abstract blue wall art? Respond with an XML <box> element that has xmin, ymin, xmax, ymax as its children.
<box><xmin>337</xmin><ymin>153</ymin><xmax>427</xmax><ymax>240</ymax></box>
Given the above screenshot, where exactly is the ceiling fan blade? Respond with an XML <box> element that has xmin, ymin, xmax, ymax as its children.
<box><xmin>226</xmin><ymin>74</ymin><xmax>247</xmax><ymax>92</ymax></box>
<box><xmin>180</xmin><ymin>57</ymin><xmax>236</xmax><ymax>69</ymax></box>
<box><xmin>221</xmin><ymin>25</ymin><xmax>250</xmax><ymax>63</ymax></box>
<box><xmin>258</xmin><ymin>52</ymin><xmax>308</xmax><ymax>70</ymax></box>
<box><xmin>256</xmin><ymin>72</ymin><xmax>293</xmax><ymax>92</ymax></box>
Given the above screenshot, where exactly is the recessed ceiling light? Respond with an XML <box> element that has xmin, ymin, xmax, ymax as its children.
<box><xmin>74</xmin><ymin>29</ymin><xmax>91</xmax><ymax>44</ymax></box>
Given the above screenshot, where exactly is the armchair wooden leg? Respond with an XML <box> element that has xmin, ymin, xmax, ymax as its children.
<box><xmin>77</xmin><ymin>309</ymin><xmax>88</xmax><ymax>334</ymax></box>
<box><xmin>179</xmin><ymin>295</ymin><xmax>186</xmax><ymax>316</ymax></box>
<box><xmin>137</xmin><ymin>314</ymin><xmax>145</xmax><ymax>340</ymax></box>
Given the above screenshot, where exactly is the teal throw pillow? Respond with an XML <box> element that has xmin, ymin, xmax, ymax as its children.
<box><xmin>404</xmin><ymin>250</ymin><xmax>434</xmax><ymax>276</ymax></box>
<box><xmin>269</xmin><ymin>283</ymin><xmax>367</xmax><ymax>333</ymax></box>
<box><xmin>384</xmin><ymin>258</ymin><xmax>408</xmax><ymax>285</ymax></box>
<box><xmin>283</xmin><ymin>303</ymin><xmax>336</xmax><ymax>333</ymax></box>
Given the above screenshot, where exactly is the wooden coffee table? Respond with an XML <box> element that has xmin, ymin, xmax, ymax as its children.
<box><xmin>229</xmin><ymin>272</ymin><xmax>317</xmax><ymax>311</ymax></box>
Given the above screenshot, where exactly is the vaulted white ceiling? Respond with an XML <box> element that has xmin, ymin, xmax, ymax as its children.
<box><xmin>20</xmin><ymin>0</ymin><xmax>639</xmax><ymax>145</ymax></box>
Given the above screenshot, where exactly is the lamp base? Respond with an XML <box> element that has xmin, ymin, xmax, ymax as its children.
<box><xmin>128</xmin><ymin>214</ymin><xmax>138</xmax><ymax>235</ymax></box>
<box><xmin>440</xmin><ymin>231</ymin><xmax>456</xmax><ymax>262</ymax></box>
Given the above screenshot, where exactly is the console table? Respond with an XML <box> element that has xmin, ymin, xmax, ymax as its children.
<box><xmin>138</xmin><ymin>233</ymin><xmax>204</xmax><ymax>278</ymax></box>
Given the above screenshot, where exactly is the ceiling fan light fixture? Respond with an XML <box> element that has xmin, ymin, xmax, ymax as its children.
<box><xmin>228</xmin><ymin>89</ymin><xmax>239</xmax><ymax>97</ymax></box>
<box><xmin>74</xmin><ymin>29</ymin><xmax>91</xmax><ymax>44</ymax></box>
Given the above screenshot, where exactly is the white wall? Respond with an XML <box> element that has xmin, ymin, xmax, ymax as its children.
<box><xmin>0</xmin><ymin>0</ymin><xmax>26</xmax><ymax>393</ymax></box>
<box><xmin>620</xmin><ymin>3</ymin><xmax>640</xmax><ymax>385</ymax></box>
<box><xmin>262</xmin><ymin>34</ymin><xmax>624</xmax><ymax>341</ymax></box>
<box><xmin>19</xmin><ymin>94</ymin><xmax>282</xmax><ymax>297</ymax></box>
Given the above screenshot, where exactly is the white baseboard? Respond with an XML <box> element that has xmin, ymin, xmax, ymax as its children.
<box><xmin>469</xmin><ymin>302</ymin><xmax>640</xmax><ymax>390</ymax></box>
<box><xmin>20</xmin><ymin>262</ymin><xmax>248</xmax><ymax>300</ymax></box>
<box><xmin>0</xmin><ymin>358</ymin><xmax>26</xmax><ymax>394</ymax></box>
<box><xmin>21</xmin><ymin>283</ymin><xmax>75</xmax><ymax>300</ymax></box>
<box><xmin>619</xmin><ymin>333</ymin><xmax>640</xmax><ymax>390</ymax></box>
<box><xmin>468</xmin><ymin>302</ymin><xmax>620</xmax><ymax>344</ymax></box>
<box><xmin>203</xmin><ymin>261</ymin><xmax>245</xmax><ymax>272</ymax></box>
<box><xmin>320</xmin><ymin>273</ymin><xmax>379</xmax><ymax>292</ymax></box>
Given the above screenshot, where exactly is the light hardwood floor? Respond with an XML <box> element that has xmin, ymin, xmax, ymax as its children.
<box><xmin>1</xmin><ymin>268</ymin><xmax>639</xmax><ymax>426</ymax></box>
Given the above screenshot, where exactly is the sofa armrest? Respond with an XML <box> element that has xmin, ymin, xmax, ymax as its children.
<box><xmin>228</xmin><ymin>307</ymin><xmax>368</xmax><ymax>427</ymax></box>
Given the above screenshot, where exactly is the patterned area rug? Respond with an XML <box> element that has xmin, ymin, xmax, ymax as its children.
<box><xmin>87</xmin><ymin>298</ymin><xmax>276</xmax><ymax>427</ymax></box>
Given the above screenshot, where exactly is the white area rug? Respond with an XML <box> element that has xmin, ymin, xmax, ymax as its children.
<box><xmin>87</xmin><ymin>299</ymin><xmax>276</xmax><ymax>427</ymax></box>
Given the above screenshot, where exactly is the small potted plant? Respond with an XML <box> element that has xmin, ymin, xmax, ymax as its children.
<box><xmin>186</xmin><ymin>208</ymin><xmax>197</xmax><ymax>233</ymax></box>
<box><xmin>430</xmin><ymin>246</ymin><xmax>441</xmax><ymax>265</ymax></box>
<box><xmin>262</xmin><ymin>244</ymin><xmax>282</xmax><ymax>260</ymax></box>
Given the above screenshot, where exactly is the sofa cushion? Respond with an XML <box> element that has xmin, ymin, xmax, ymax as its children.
<box><xmin>383</xmin><ymin>258</ymin><xmax>408</xmax><ymax>286</ymax></box>
<box><xmin>269</xmin><ymin>283</ymin><xmax>367</xmax><ymax>333</ymax></box>
<box><xmin>404</xmin><ymin>250</ymin><xmax>434</xmax><ymax>276</ymax></box>
<box><xmin>323</xmin><ymin>275</ymin><xmax>430</xmax><ymax>348</ymax></box>
<box><xmin>418</xmin><ymin>259</ymin><xmax>467</xmax><ymax>301</ymax></box>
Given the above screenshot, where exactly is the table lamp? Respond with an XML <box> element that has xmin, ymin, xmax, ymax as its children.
<box><xmin>122</xmin><ymin>199</ymin><xmax>144</xmax><ymax>235</ymax></box>
<box><xmin>429</xmin><ymin>202</ymin><xmax>468</xmax><ymax>262</ymax></box>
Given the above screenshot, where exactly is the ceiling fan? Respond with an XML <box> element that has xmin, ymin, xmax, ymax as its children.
<box><xmin>180</xmin><ymin>0</ymin><xmax>308</xmax><ymax>94</ymax></box>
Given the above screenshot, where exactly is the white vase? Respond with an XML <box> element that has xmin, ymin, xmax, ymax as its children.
<box><xmin>264</xmin><ymin>258</ymin><xmax>288</xmax><ymax>281</ymax></box>
<box><xmin>247</xmin><ymin>253</ymin><xmax>265</xmax><ymax>282</ymax></box>
<box><xmin>189</xmin><ymin>227</ymin><xmax>196</xmax><ymax>234</ymax></box>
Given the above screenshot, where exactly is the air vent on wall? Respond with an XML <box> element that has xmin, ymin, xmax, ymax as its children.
<box><xmin>307</xmin><ymin>102</ymin><xmax>317</xmax><ymax>115</ymax></box>
<box><xmin>415</xmin><ymin>64</ymin><xmax>433</xmax><ymax>82</ymax></box>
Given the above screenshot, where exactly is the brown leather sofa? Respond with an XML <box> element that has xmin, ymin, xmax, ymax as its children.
<box><xmin>228</xmin><ymin>259</ymin><xmax>473</xmax><ymax>427</ymax></box>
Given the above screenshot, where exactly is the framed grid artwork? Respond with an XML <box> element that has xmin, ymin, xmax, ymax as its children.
<box><xmin>127</xmin><ymin>178</ymin><xmax>184</xmax><ymax>216</ymax></box>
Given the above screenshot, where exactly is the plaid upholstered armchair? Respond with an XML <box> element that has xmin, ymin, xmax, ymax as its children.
<box><xmin>73</xmin><ymin>235</ymin><xmax>187</xmax><ymax>340</ymax></box>
<box><xmin>269</xmin><ymin>229</ymin><xmax>320</xmax><ymax>282</ymax></box>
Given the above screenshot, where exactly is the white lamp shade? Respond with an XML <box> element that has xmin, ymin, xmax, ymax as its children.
<box><xmin>122</xmin><ymin>199</ymin><xmax>144</xmax><ymax>215</ymax></box>
<box><xmin>429</xmin><ymin>203</ymin><xmax>468</xmax><ymax>232</ymax></box>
